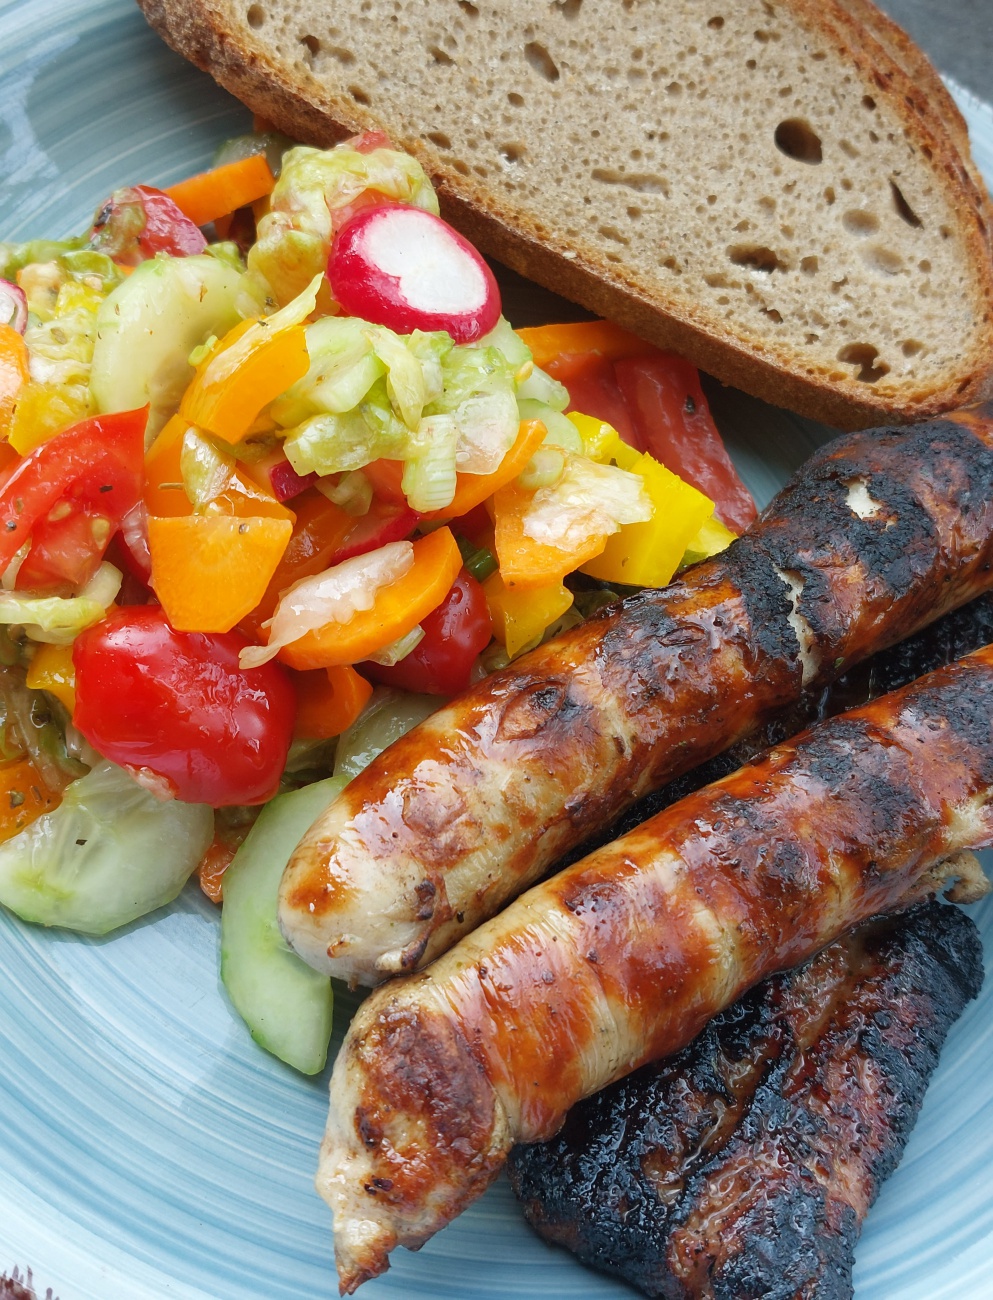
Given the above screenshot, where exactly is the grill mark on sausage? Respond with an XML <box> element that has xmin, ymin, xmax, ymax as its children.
<box><xmin>319</xmin><ymin>648</ymin><xmax>993</xmax><ymax>1290</ymax></box>
<box><xmin>506</xmin><ymin>901</ymin><xmax>983</xmax><ymax>1300</ymax></box>
<box><xmin>281</xmin><ymin>404</ymin><xmax>993</xmax><ymax>986</ymax></box>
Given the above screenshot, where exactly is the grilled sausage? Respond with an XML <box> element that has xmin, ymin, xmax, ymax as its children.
<box><xmin>280</xmin><ymin>404</ymin><xmax>993</xmax><ymax>986</ymax></box>
<box><xmin>317</xmin><ymin>646</ymin><xmax>993</xmax><ymax>1293</ymax></box>
<box><xmin>507</xmin><ymin>901</ymin><xmax>984</xmax><ymax>1300</ymax></box>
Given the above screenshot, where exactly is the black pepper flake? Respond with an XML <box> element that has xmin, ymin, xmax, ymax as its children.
<box><xmin>5</xmin><ymin>520</ymin><xmax>16</xmax><ymax>531</ymax></box>
<box><xmin>684</xmin><ymin>394</ymin><xmax>696</xmax><ymax>414</ymax></box>
<box><xmin>99</xmin><ymin>484</ymin><xmax>113</xmax><ymax>493</ymax></box>
<box><xmin>8</xmin><ymin>791</ymin><xmax>24</xmax><ymax>808</ymax></box>
<box><xmin>238</xmin><ymin>522</ymin><xmax>249</xmax><ymax>534</ymax></box>
<box><xmin>75</xmin><ymin>838</ymin><xmax>87</xmax><ymax>846</ymax></box>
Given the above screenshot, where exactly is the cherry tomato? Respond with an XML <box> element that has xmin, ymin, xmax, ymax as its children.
<box><xmin>73</xmin><ymin>606</ymin><xmax>295</xmax><ymax>806</ymax></box>
<box><xmin>0</xmin><ymin>408</ymin><xmax>145</xmax><ymax>592</ymax></box>
<box><xmin>361</xmin><ymin>569</ymin><xmax>491</xmax><ymax>695</ymax></box>
<box><xmin>614</xmin><ymin>354</ymin><xmax>757</xmax><ymax>534</ymax></box>
<box><xmin>89</xmin><ymin>185</ymin><xmax>207</xmax><ymax>265</ymax></box>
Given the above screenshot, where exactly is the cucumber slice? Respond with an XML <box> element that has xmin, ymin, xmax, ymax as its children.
<box><xmin>220</xmin><ymin>776</ymin><xmax>346</xmax><ymax>1075</ymax></box>
<box><xmin>90</xmin><ymin>253</ymin><xmax>259</xmax><ymax>440</ymax></box>
<box><xmin>0</xmin><ymin>760</ymin><xmax>213</xmax><ymax>934</ymax></box>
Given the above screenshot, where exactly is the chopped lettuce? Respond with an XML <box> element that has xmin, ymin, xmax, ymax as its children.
<box><xmin>0</xmin><ymin>759</ymin><xmax>213</xmax><ymax>935</ymax></box>
<box><xmin>249</xmin><ymin>142</ymin><xmax>439</xmax><ymax>307</ymax></box>
<box><xmin>333</xmin><ymin>687</ymin><xmax>439</xmax><ymax>780</ymax></box>
<box><xmin>0</xmin><ymin>563</ymin><xmax>122</xmax><ymax>645</ymax></box>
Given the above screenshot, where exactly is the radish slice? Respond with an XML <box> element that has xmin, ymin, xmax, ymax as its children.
<box><xmin>328</xmin><ymin>203</ymin><xmax>501</xmax><ymax>344</ymax></box>
<box><xmin>0</xmin><ymin>279</ymin><xmax>27</xmax><ymax>334</ymax></box>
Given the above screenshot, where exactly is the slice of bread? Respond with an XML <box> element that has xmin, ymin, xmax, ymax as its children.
<box><xmin>137</xmin><ymin>0</ymin><xmax>993</xmax><ymax>429</ymax></box>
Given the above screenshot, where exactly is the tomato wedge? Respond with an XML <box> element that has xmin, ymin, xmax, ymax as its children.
<box><xmin>0</xmin><ymin>408</ymin><xmax>145</xmax><ymax>590</ymax></box>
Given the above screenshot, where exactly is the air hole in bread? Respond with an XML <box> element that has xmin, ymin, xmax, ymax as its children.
<box><xmin>842</xmin><ymin>209</ymin><xmax>878</xmax><ymax>236</ymax></box>
<box><xmin>862</xmin><ymin>244</ymin><xmax>903</xmax><ymax>275</ymax></box>
<box><xmin>552</xmin><ymin>0</ymin><xmax>583</xmax><ymax>16</ymax></box>
<box><xmin>837</xmin><ymin>343</ymin><xmax>890</xmax><ymax>382</ymax></box>
<box><xmin>890</xmin><ymin>181</ymin><xmax>923</xmax><ymax>228</ymax></box>
<box><xmin>660</xmin><ymin>256</ymin><xmax>681</xmax><ymax>273</ymax></box>
<box><xmin>901</xmin><ymin>339</ymin><xmax>924</xmax><ymax>357</ymax></box>
<box><xmin>326</xmin><ymin>45</ymin><xmax>355</xmax><ymax>64</ymax></box>
<box><xmin>666</xmin><ymin>82</ymin><xmax>683</xmax><ymax>96</ymax></box>
<box><xmin>349</xmin><ymin>85</ymin><xmax>371</xmax><ymax>105</ymax></box>
<box><xmin>839</xmin><ymin>139</ymin><xmax>859</xmax><ymax>159</ymax></box>
<box><xmin>500</xmin><ymin>142</ymin><xmax>526</xmax><ymax>163</ymax></box>
<box><xmin>429</xmin><ymin>45</ymin><xmax>454</xmax><ymax>66</ymax></box>
<box><xmin>592</xmin><ymin>168</ymin><xmax>668</xmax><ymax>195</ymax></box>
<box><xmin>774</xmin><ymin>118</ymin><xmax>822</xmax><ymax>163</ymax></box>
<box><xmin>746</xmin><ymin>58</ymin><xmax>757</xmax><ymax>70</ymax></box>
<box><xmin>299</xmin><ymin>34</ymin><xmax>321</xmax><ymax>65</ymax></box>
<box><xmin>823</xmin><ymin>186</ymin><xmax>836</xmax><ymax>205</ymax></box>
<box><xmin>708</xmin><ymin>15</ymin><xmax>725</xmax><ymax>29</ymax></box>
<box><xmin>761</xmin><ymin>306</ymin><xmax>783</xmax><ymax>322</ymax></box>
<box><xmin>524</xmin><ymin>42</ymin><xmax>559</xmax><ymax>82</ymax></box>
<box><xmin>919</xmin><ymin>259</ymin><xmax>931</xmax><ymax>273</ymax></box>
<box><xmin>246</xmin><ymin>3</ymin><xmax>266</xmax><ymax>28</ymax></box>
<box><xmin>627</xmin><ymin>205</ymin><xmax>643</xmax><ymax>219</ymax></box>
<box><xmin>728</xmin><ymin>244</ymin><xmax>788</xmax><ymax>273</ymax></box>
<box><xmin>800</xmin><ymin>256</ymin><xmax>819</xmax><ymax>274</ymax></box>
<box><xmin>427</xmin><ymin>131</ymin><xmax>452</xmax><ymax>149</ymax></box>
<box><xmin>458</xmin><ymin>0</ymin><xmax>479</xmax><ymax>15</ymax></box>
<box><xmin>862</xmin><ymin>94</ymin><xmax>876</xmax><ymax>111</ymax></box>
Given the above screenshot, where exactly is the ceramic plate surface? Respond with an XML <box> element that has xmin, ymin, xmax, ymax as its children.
<box><xmin>0</xmin><ymin>3</ymin><xmax>992</xmax><ymax>1297</ymax></box>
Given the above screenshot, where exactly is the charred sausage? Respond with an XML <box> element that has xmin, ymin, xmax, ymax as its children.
<box><xmin>316</xmin><ymin>646</ymin><xmax>993</xmax><ymax>1292</ymax></box>
<box><xmin>280</xmin><ymin>404</ymin><xmax>993</xmax><ymax>986</ymax></box>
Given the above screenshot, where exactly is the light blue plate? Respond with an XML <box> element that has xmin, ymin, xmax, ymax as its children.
<box><xmin>0</xmin><ymin>3</ymin><xmax>992</xmax><ymax>1297</ymax></box>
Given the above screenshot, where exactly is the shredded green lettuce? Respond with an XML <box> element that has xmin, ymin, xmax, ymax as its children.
<box><xmin>0</xmin><ymin>563</ymin><xmax>121</xmax><ymax>645</ymax></box>
<box><xmin>248</xmin><ymin>142</ymin><xmax>439</xmax><ymax>306</ymax></box>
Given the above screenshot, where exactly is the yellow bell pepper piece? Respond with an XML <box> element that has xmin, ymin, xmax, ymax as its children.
<box><xmin>566</xmin><ymin>411</ymin><xmax>639</xmax><ymax>470</ymax></box>
<box><xmin>25</xmin><ymin>642</ymin><xmax>77</xmax><ymax>714</ymax></box>
<box><xmin>582</xmin><ymin>452</ymin><xmax>713</xmax><ymax>588</ymax></box>
<box><xmin>681</xmin><ymin>514</ymin><xmax>738</xmax><ymax>567</ymax></box>
<box><xmin>180</xmin><ymin>317</ymin><xmax>310</xmax><ymax>445</ymax></box>
<box><xmin>483</xmin><ymin>571</ymin><xmax>573</xmax><ymax>659</ymax></box>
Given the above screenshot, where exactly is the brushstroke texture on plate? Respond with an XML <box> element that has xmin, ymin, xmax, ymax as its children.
<box><xmin>0</xmin><ymin>1</ymin><xmax>990</xmax><ymax>1296</ymax></box>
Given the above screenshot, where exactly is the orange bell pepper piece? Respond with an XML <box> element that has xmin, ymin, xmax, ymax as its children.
<box><xmin>240</xmin><ymin>489</ymin><xmax>354</xmax><ymax>641</ymax></box>
<box><xmin>279</xmin><ymin>526</ymin><xmax>462</xmax><ymax>670</ymax></box>
<box><xmin>515</xmin><ymin>321</ymin><xmax>654</xmax><ymax>371</ymax></box>
<box><xmin>0</xmin><ymin>755</ymin><xmax>59</xmax><ymax>844</ymax></box>
<box><xmin>197</xmin><ymin>835</ymin><xmax>236</xmax><ymax>904</ymax></box>
<box><xmin>180</xmin><ymin>317</ymin><xmax>310</xmax><ymax>445</ymax></box>
<box><xmin>492</xmin><ymin>478</ymin><xmax>608</xmax><ymax>588</ymax></box>
<box><xmin>421</xmin><ymin>419</ymin><xmax>549</xmax><ymax>522</ymax></box>
<box><xmin>292</xmin><ymin>665</ymin><xmax>373</xmax><ymax>739</ymax></box>
<box><xmin>0</xmin><ymin>323</ymin><xmax>29</xmax><ymax>440</ymax></box>
<box><xmin>148</xmin><ymin>514</ymin><xmax>293</xmax><ymax>633</ymax></box>
<box><xmin>164</xmin><ymin>153</ymin><xmax>276</xmax><ymax>228</ymax></box>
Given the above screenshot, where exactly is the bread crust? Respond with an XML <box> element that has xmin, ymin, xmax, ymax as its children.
<box><xmin>136</xmin><ymin>0</ymin><xmax>993</xmax><ymax>430</ymax></box>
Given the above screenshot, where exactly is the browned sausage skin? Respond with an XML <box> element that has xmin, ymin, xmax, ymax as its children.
<box><xmin>318</xmin><ymin>646</ymin><xmax>993</xmax><ymax>1292</ymax></box>
<box><xmin>281</xmin><ymin>404</ymin><xmax>993</xmax><ymax>986</ymax></box>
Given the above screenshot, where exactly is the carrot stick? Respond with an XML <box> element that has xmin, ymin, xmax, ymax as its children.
<box><xmin>164</xmin><ymin>154</ymin><xmax>276</xmax><ymax>228</ymax></box>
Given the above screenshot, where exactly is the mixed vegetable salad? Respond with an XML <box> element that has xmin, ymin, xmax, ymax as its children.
<box><xmin>0</xmin><ymin>126</ymin><xmax>756</xmax><ymax>1073</ymax></box>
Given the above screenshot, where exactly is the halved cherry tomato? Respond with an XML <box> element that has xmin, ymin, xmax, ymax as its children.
<box><xmin>72</xmin><ymin>606</ymin><xmax>295</xmax><ymax>806</ymax></box>
<box><xmin>362</xmin><ymin>569</ymin><xmax>491</xmax><ymax>695</ymax></box>
<box><xmin>89</xmin><ymin>186</ymin><xmax>207</xmax><ymax>265</ymax></box>
<box><xmin>0</xmin><ymin>408</ymin><xmax>145</xmax><ymax>591</ymax></box>
<box><xmin>614</xmin><ymin>355</ymin><xmax>757</xmax><ymax>534</ymax></box>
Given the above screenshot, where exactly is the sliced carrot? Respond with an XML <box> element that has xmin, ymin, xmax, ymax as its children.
<box><xmin>293</xmin><ymin>665</ymin><xmax>373</xmax><ymax>739</ymax></box>
<box><xmin>0</xmin><ymin>323</ymin><xmax>29</xmax><ymax>440</ymax></box>
<box><xmin>164</xmin><ymin>154</ymin><xmax>276</xmax><ymax>229</ymax></box>
<box><xmin>421</xmin><ymin>419</ymin><xmax>549</xmax><ymax>522</ymax></box>
<box><xmin>0</xmin><ymin>755</ymin><xmax>59</xmax><ymax>844</ymax></box>
<box><xmin>197</xmin><ymin>835</ymin><xmax>236</xmax><ymax>904</ymax></box>
<box><xmin>144</xmin><ymin>414</ymin><xmax>189</xmax><ymax>516</ymax></box>
<box><xmin>279</xmin><ymin>526</ymin><xmax>462</xmax><ymax>670</ymax></box>
<box><xmin>493</xmin><ymin>479</ymin><xmax>608</xmax><ymax>588</ymax></box>
<box><xmin>515</xmin><ymin>321</ymin><xmax>655</xmax><ymax>371</ymax></box>
<box><xmin>148</xmin><ymin>514</ymin><xmax>293</xmax><ymax>633</ymax></box>
<box><xmin>145</xmin><ymin>415</ymin><xmax>295</xmax><ymax>521</ymax></box>
<box><xmin>180</xmin><ymin>318</ymin><xmax>310</xmax><ymax>445</ymax></box>
<box><xmin>240</xmin><ymin>489</ymin><xmax>354</xmax><ymax>641</ymax></box>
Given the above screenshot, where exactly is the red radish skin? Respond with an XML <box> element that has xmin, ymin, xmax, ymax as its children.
<box><xmin>269</xmin><ymin>459</ymin><xmax>317</xmax><ymax>502</ymax></box>
<box><xmin>330</xmin><ymin>500</ymin><xmax>421</xmax><ymax>564</ymax></box>
<box><xmin>328</xmin><ymin>203</ymin><xmax>501</xmax><ymax>344</ymax></box>
<box><xmin>0</xmin><ymin>280</ymin><xmax>27</xmax><ymax>334</ymax></box>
